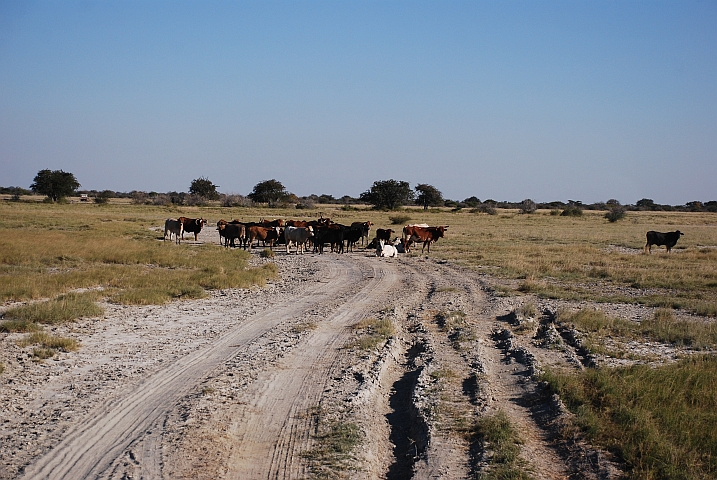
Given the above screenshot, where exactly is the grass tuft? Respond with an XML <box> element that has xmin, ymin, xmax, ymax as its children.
<box><xmin>3</xmin><ymin>292</ymin><xmax>103</xmax><ymax>324</ymax></box>
<box><xmin>349</xmin><ymin>317</ymin><xmax>394</xmax><ymax>350</ymax></box>
<box><xmin>474</xmin><ymin>410</ymin><xmax>533</xmax><ymax>479</ymax></box>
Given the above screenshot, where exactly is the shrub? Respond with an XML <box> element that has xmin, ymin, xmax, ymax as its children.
<box><xmin>260</xmin><ymin>248</ymin><xmax>275</xmax><ymax>258</ymax></box>
<box><xmin>561</xmin><ymin>205</ymin><xmax>583</xmax><ymax>217</ymax></box>
<box><xmin>470</xmin><ymin>204</ymin><xmax>497</xmax><ymax>215</ymax></box>
<box><xmin>221</xmin><ymin>194</ymin><xmax>251</xmax><ymax>207</ymax></box>
<box><xmin>605</xmin><ymin>205</ymin><xmax>627</xmax><ymax>222</ymax></box>
<box><xmin>389</xmin><ymin>215</ymin><xmax>412</xmax><ymax>225</ymax></box>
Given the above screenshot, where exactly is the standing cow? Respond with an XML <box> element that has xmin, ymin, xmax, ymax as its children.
<box><xmin>645</xmin><ymin>230</ymin><xmax>684</xmax><ymax>253</ymax></box>
<box><xmin>284</xmin><ymin>226</ymin><xmax>314</xmax><ymax>254</ymax></box>
<box><xmin>402</xmin><ymin>225</ymin><xmax>448</xmax><ymax>254</ymax></box>
<box><xmin>178</xmin><ymin>217</ymin><xmax>207</xmax><ymax>241</ymax></box>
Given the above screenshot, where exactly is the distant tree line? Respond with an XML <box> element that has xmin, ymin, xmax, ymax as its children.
<box><xmin>4</xmin><ymin>170</ymin><xmax>717</xmax><ymax>213</ymax></box>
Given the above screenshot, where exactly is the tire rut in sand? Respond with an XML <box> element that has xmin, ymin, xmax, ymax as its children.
<box><xmin>222</xmin><ymin>258</ymin><xmax>401</xmax><ymax>479</ymax></box>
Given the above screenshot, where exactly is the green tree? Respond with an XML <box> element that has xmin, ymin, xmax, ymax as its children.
<box><xmin>30</xmin><ymin>169</ymin><xmax>80</xmax><ymax>202</ymax></box>
<box><xmin>248</xmin><ymin>179</ymin><xmax>288</xmax><ymax>207</ymax></box>
<box><xmin>189</xmin><ymin>177</ymin><xmax>220</xmax><ymax>200</ymax></box>
<box><xmin>415</xmin><ymin>184</ymin><xmax>444</xmax><ymax>210</ymax></box>
<box><xmin>360</xmin><ymin>179</ymin><xmax>414</xmax><ymax>210</ymax></box>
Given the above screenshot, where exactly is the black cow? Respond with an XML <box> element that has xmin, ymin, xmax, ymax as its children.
<box><xmin>313</xmin><ymin>226</ymin><xmax>345</xmax><ymax>254</ymax></box>
<box><xmin>178</xmin><ymin>217</ymin><xmax>207</xmax><ymax>241</ymax></box>
<box><xmin>645</xmin><ymin>230</ymin><xmax>683</xmax><ymax>253</ymax></box>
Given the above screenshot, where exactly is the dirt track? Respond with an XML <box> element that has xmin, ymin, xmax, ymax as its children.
<box><xmin>1</xmin><ymin>234</ymin><xmax>624</xmax><ymax>479</ymax></box>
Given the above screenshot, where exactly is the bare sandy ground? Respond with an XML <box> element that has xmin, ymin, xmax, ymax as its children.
<box><xmin>5</xmin><ymin>230</ymin><xmax>696</xmax><ymax>479</ymax></box>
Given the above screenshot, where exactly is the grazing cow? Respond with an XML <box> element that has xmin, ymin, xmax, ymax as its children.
<box><xmin>217</xmin><ymin>222</ymin><xmax>245</xmax><ymax>248</ymax></box>
<box><xmin>164</xmin><ymin>219</ymin><xmax>183</xmax><ymax>244</ymax></box>
<box><xmin>645</xmin><ymin>230</ymin><xmax>684</xmax><ymax>253</ymax></box>
<box><xmin>284</xmin><ymin>226</ymin><xmax>314</xmax><ymax>254</ymax></box>
<box><xmin>178</xmin><ymin>217</ymin><xmax>207</xmax><ymax>241</ymax></box>
<box><xmin>247</xmin><ymin>225</ymin><xmax>281</xmax><ymax>249</ymax></box>
<box><xmin>350</xmin><ymin>221</ymin><xmax>373</xmax><ymax>245</ymax></box>
<box><xmin>376</xmin><ymin>240</ymin><xmax>398</xmax><ymax>258</ymax></box>
<box><xmin>402</xmin><ymin>225</ymin><xmax>448</xmax><ymax>254</ymax></box>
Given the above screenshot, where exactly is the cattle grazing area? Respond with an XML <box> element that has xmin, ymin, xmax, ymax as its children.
<box><xmin>1</xmin><ymin>202</ymin><xmax>717</xmax><ymax>479</ymax></box>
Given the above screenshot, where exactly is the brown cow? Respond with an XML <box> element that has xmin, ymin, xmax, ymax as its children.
<box><xmin>247</xmin><ymin>225</ymin><xmax>281</xmax><ymax>249</ymax></box>
<box><xmin>402</xmin><ymin>225</ymin><xmax>448</xmax><ymax>253</ymax></box>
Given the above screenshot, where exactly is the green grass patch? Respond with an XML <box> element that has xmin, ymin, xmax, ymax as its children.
<box><xmin>474</xmin><ymin>410</ymin><xmax>533</xmax><ymax>479</ymax></box>
<box><xmin>349</xmin><ymin>317</ymin><xmax>395</xmax><ymax>350</ymax></box>
<box><xmin>304</xmin><ymin>416</ymin><xmax>362</xmax><ymax>479</ymax></box>
<box><xmin>557</xmin><ymin>308</ymin><xmax>717</xmax><ymax>352</ymax></box>
<box><xmin>541</xmin><ymin>355</ymin><xmax>717</xmax><ymax>479</ymax></box>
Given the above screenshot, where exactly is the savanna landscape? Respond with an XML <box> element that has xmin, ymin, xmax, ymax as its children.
<box><xmin>1</xmin><ymin>199</ymin><xmax>716</xmax><ymax>479</ymax></box>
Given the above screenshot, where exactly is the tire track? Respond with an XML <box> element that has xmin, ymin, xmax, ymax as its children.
<box><xmin>223</xmin><ymin>256</ymin><xmax>401</xmax><ymax>479</ymax></box>
<box><xmin>20</xmin><ymin>258</ymin><xmax>356</xmax><ymax>480</ymax></box>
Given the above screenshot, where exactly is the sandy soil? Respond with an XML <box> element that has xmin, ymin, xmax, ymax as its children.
<box><xmin>5</xmin><ymin>228</ymin><xmax>699</xmax><ymax>479</ymax></box>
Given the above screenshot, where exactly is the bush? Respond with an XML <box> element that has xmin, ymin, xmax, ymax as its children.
<box><xmin>260</xmin><ymin>248</ymin><xmax>275</xmax><ymax>258</ymax></box>
<box><xmin>470</xmin><ymin>204</ymin><xmax>497</xmax><ymax>215</ymax></box>
<box><xmin>389</xmin><ymin>215</ymin><xmax>412</xmax><ymax>225</ymax></box>
<box><xmin>561</xmin><ymin>205</ymin><xmax>583</xmax><ymax>217</ymax></box>
<box><xmin>221</xmin><ymin>194</ymin><xmax>251</xmax><ymax>207</ymax></box>
<box><xmin>605</xmin><ymin>204</ymin><xmax>627</xmax><ymax>222</ymax></box>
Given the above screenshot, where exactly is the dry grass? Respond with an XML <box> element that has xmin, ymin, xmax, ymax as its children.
<box><xmin>0</xmin><ymin>202</ymin><xmax>277</xmax><ymax>320</ymax></box>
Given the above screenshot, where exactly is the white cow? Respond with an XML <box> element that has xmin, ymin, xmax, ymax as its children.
<box><xmin>164</xmin><ymin>219</ymin><xmax>183</xmax><ymax>244</ymax></box>
<box><xmin>376</xmin><ymin>240</ymin><xmax>398</xmax><ymax>258</ymax></box>
<box><xmin>284</xmin><ymin>226</ymin><xmax>314</xmax><ymax>254</ymax></box>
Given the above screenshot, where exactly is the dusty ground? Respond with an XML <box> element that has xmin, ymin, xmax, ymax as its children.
<box><xmin>4</xmin><ymin>229</ymin><xmax>704</xmax><ymax>479</ymax></box>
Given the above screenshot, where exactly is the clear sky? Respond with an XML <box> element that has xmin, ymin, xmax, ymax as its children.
<box><xmin>1</xmin><ymin>1</ymin><xmax>715</xmax><ymax>204</ymax></box>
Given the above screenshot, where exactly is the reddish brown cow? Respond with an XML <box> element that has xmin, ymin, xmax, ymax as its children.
<box><xmin>260</xmin><ymin>218</ymin><xmax>284</xmax><ymax>228</ymax></box>
<box><xmin>247</xmin><ymin>225</ymin><xmax>281</xmax><ymax>249</ymax></box>
<box><xmin>402</xmin><ymin>225</ymin><xmax>448</xmax><ymax>254</ymax></box>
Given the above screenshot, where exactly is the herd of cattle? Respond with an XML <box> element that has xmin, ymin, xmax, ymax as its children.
<box><xmin>163</xmin><ymin>216</ymin><xmax>685</xmax><ymax>256</ymax></box>
<box><xmin>163</xmin><ymin>216</ymin><xmax>449</xmax><ymax>256</ymax></box>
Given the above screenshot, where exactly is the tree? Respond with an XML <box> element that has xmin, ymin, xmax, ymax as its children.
<box><xmin>415</xmin><ymin>184</ymin><xmax>444</xmax><ymax>210</ymax></box>
<box><xmin>248</xmin><ymin>179</ymin><xmax>288</xmax><ymax>207</ymax></box>
<box><xmin>359</xmin><ymin>179</ymin><xmax>414</xmax><ymax>210</ymax></box>
<box><xmin>30</xmin><ymin>169</ymin><xmax>80</xmax><ymax>202</ymax></box>
<box><xmin>189</xmin><ymin>177</ymin><xmax>220</xmax><ymax>200</ymax></box>
<box><xmin>519</xmin><ymin>198</ymin><xmax>537</xmax><ymax>214</ymax></box>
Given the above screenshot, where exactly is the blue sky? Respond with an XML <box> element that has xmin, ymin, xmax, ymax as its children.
<box><xmin>1</xmin><ymin>1</ymin><xmax>715</xmax><ymax>204</ymax></box>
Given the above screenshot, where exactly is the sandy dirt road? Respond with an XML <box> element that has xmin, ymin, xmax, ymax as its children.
<box><xmin>15</xmin><ymin>254</ymin><xmax>398</xmax><ymax>479</ymax></box>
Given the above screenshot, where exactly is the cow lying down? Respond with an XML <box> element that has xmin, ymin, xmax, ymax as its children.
<box><xmin>376</xmin><ymin>240</ymin><xmax>398</xmax><ymax>258</ymax></box>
